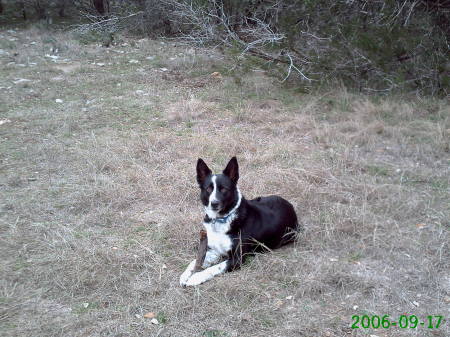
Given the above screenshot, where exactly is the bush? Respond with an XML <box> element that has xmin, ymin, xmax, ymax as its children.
<box><xmin>162</xmin><ymin>0</ymin><xmax>449</xmax><ymax>96</ymax></box>
<box><xmin>7</xmin><ymin>0</ymin><xmax>445</xmax><ymax>95</ymax></box>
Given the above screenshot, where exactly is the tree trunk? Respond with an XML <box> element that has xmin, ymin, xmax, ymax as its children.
<box><xmin>19</xmin><ymin>1</ymin><xmax>26</xmax><ymax>20</ymax></box>
<box><xmin>35</xmin><ymin>0</ymin><xmax>47</xmax><ymax>20</ymax></box>
<box><xmin>58</xmin><ymin>0</ymin><xmax>67</xmax><ymax>17</ymax></box>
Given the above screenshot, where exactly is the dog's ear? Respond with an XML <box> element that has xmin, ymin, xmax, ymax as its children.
<box><xmin>223</xmin><ymin>157</ymin><xmax>239</xmax><ymax>184</ymax></box>
<box><xmin>197</xmin><ymin>158</ymin><xmax>212</xmax><ymax>185</ymax></box>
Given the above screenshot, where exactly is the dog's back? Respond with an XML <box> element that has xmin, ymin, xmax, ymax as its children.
<box><xmin>229</xmin><ymin>195</ymin><xmax>298</xmax><ymax>252</ymax></box>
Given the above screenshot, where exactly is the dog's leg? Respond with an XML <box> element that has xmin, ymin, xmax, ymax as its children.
<box><xmin>185</xmin><ymin>244</ymin><xmax>248</xmax><ymax>286</ymax></box>
<box><xmin>179</xmin><ymin>259</ymin><xmax>197</xmax><ymax>286</ymax></box>
<box><xmin>202</xmin><ymin>249</ymin><xmax>221</xmax><ymax>268</ymax></box>
<box><xmin>180</xmin><ymin>249</ymin><xmax>222</xmax><ymax>286</ymax></box>
<box><xmin>184</xmin><ymin>260</ymin><xmax>229</xmax><ymax>286</ymax></box>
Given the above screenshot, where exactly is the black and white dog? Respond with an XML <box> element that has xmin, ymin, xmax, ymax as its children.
<box><xmin>180</xmin><ymin>157</ymin><xmax>298</xmax><ymax>286</ymax></box>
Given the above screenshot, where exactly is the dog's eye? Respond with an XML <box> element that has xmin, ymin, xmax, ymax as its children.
<box><xmin>220</xmin><ymin>187</ymin><xmax>228</xmax><ymax>194</ymax></box>
<box><xmin>206</xmin><ymin>186</ymin><xmax>213</xmax><ymax>193</ymax></box>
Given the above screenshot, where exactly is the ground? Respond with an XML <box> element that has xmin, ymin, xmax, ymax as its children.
<box><xmin>0</xmin><ymin>24</ymin><xmax>449</xmax><ymax>337</ymax></box>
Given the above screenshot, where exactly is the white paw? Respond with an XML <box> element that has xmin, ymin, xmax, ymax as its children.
<box><xmin>185</xmin><ymin>271</ymin><xmax>208</xmax><ymax>287</ymax></box>
<box><xmin>180</xmin><ymin>260</ymin><xmax>197</xmax><ymax>287</ymax></box>
<box><xmin>179</xmin><ymin>270</ymin><xmax>193</xmax><ymax>287</ymax></box>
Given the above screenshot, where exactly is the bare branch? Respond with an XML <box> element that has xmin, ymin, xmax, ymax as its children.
<box><xmin>281</xmin><ymin>53</ymin><xmax>311</xmax><ymax>82</ymax></box>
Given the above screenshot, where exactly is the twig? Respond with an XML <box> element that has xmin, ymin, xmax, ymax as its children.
<box><xmin>281</xmin><ymin>53</ymin><xmax>311</xmax><ymax>82</ymax></box>
<box><xmin>194</xmin><ymin>230</ymin><xmax>208</xmax><ymax>271</ymax></box>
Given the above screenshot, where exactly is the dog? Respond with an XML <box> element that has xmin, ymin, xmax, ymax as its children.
<box><xmin>180</xmin><ymin>157</ymin><xmax>299</xmax><ymax>287</ymax></box>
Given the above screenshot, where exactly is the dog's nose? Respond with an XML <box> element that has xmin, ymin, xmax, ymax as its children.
<box><xmin>211</xmin><ymin>201</ymin><xmax>220</xmax><ymax>209</ymax></box>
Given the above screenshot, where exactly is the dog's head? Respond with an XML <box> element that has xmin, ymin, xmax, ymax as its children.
<box><xmin>196</xmin><ymin>157</ymin><xmax>240</xmax><ymax>219</ymax></box>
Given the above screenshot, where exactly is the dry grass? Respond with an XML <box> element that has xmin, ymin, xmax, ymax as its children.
<box><xmin>166</xmin><ymin>97</ymin><xmax>217</xmax><ymax>122</ymax></box>
<box><xmin>0</xmin><ymin>24</ymin><xmax>449</xmax><ymax>337</ymax></box>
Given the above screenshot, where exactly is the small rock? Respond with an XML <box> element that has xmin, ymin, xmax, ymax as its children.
<box><xmin>273</xmin><ymin>299</ymin><xmax>283</xmax><ymax>309</ymax></box>
<box><xmin>82</xmin><ymin>302</ymin><xmax>89</xmax><ymax>308</ymax></box>
<box><xmin>412</xmin><ymin>301</ymin><xmax>419</xmax><ymax>307</ymax></box>
<box><xmin>329</xmin><ymin>258</ymin><xmax>338</xmax><ymax>262</ymax></box>
<box><xmin>129</xmin><ymin>59</ymin><xmax>139</xmax><ymax>64</ymax></box>
<box><xmin>55</xmin><ymin>99</ymin><xmax>63</xmax><ymax>103</ymax></box>
<box><xmin>150</xmin><ymin>318</ymin><xmax>159</xmax><ymax>325</ymax></box>
<box><xmin>240</xmin><ymin>313</ymin><xmax>252</xmax><ymax>321</ymax></box>
<box><xmin>160</xmin><ymin>67</ymin><xmax>168</xmax><ymax>72</ymax></box>
<box><xmin>444</xmin><ymin>296</ymin><xmax>450</xmax><ymax>303</ymax></box>
<box><xmin>285</xmin><ymin>296</ymin><xmax>293</xmax><ymax>300</ymax></box>
<box><xmin>353</xmin><ymin>305</ymin><xmax>359</xmax><ymax>310</ymax></box>
<box><xmin>146</xmin><ymin>56</ymin><xmax>155</xmax><ymax>60</ymax></box>
<box><xmin>0</xmin><ymin>119</ymin><xmax>12</xmax><ymax>126</ymax></box>
<box><xmin>144</xmin><ymin>312</ymin><xmax>156</xmax><ymax>319</ymax></box>
<box><xmin>210</xmin><ymin>71</ymin><xmax>222</xmax><ymax>79</ymax></box>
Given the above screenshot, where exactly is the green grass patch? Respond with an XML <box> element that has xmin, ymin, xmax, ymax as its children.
<box><xmin>73</xmin><ymin>301</ymin><xmax>100</xmax><ymax>314</ymax></box>
<box><xmin>259</xmin><ymin>315</ymin><xmax>276</xmax><ymax>328</ymax></box>
<box><xmin>13</xmin><ymin>258</ymin><xmax>30</xmax><ymax>271</ymax></box>
<box><xmin>401</xmin><ymin>172</ymin><xmax>449</xmax><ymax>191</ymax></box>
<box><xmin>156</xmin><ymin>311</ymin><xmax>168</xmax><ymax>324</ymax></box>
<box><xmin>202</xmin><ymin>330</ymin><xmax>228</xmax><ymax>337</ymax></box>
<box><xmin>365</xmin><ymin>165</ymin><xmax>390</xmax><ymax>177</ymax></box>
<box><xmin>347</xmin><ymin>251</ymin><xmax>364</xmax><ymax>262</ymax></box>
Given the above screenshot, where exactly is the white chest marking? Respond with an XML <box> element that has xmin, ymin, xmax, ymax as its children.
<box><xmin>203</xmin><ymin>221</ymin><xmax>232</xmax><ymax>256</ymax></box>
<box><xmin>203</xmin><ymin>188</ymin><xmax>242</xmax><ymax>256</ymax></box>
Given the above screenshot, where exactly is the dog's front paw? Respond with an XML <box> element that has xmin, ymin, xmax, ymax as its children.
<box><xmin>179</xmin><ymin>270</ymin><xmax>193</xmax><ymax>287</ymax></box>
<box><xmin>180</xmin><ymin>260</ymin><xmax>196</xmax><ymax>287</ymax></box>
<box><xmin>185</xmin><ymin>271</ymin><xmax>209</xmax><ymax>287</ymax></box>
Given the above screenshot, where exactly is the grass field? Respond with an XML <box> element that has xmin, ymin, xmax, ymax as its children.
<box><xmin>0</xmin><ymin>25</ymin><xmax>449</xmax><ymax>337</ymax></box>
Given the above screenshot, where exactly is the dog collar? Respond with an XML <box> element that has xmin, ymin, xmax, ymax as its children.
<box><xmin>213</xmin><ymin>212</ymin><xmax>233</xmax><ymax>224</ymax></box>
